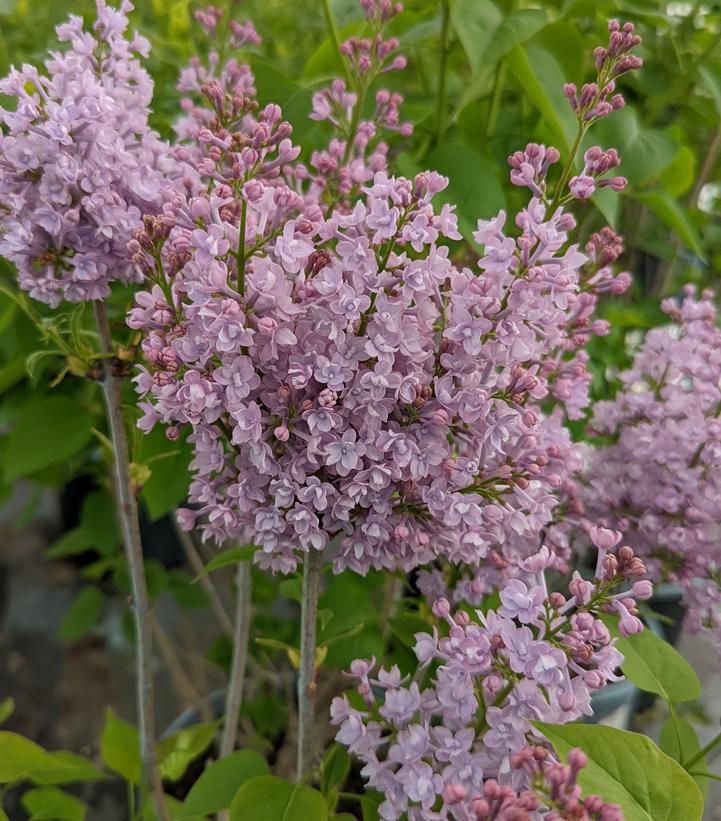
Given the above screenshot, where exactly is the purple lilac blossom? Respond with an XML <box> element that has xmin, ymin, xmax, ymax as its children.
<box><xmin>582</xmin><ymin>285</ymin><xmax>721</xmax><ymax>652</ymax></box>
<box><xmin>332</xmin><ymin>537</ymin><xmax>646</xmax><ymax>819</ymax></box>
<box><xmin>0</xmin><ymin>0</ymin><xmax>177</xmax><ymax>306</ymax></box>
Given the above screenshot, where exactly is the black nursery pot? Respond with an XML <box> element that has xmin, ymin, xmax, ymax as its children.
<box><xmin>648</xmin><ymin>582</ymin><xmax>687</xmax><ymax>646</ymax></box>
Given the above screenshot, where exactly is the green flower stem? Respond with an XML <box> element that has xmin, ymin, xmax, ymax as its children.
<box><xmin>321</xmin><ymin>0</ymin><xmax>352</xmax><ymax>84</ymax></box>
<box><xmin>92</xmin><ymin>300</ymin><xmax>169</xmax><ymax>821</ymax></box>
<box><xmin>684</xmin><ymin>728</ymin><xmax>721</xmax><ymax>771</ymax></box>
<box><xmin>433</xmin><ymin>0</ymin><xmax>451</xmax><ymax>147</ymax></box>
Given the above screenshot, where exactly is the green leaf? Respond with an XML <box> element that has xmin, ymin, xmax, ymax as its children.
<box><xmin>194</xmin><ymin>545</ymin><xmax>256</xmax><ymax>579</ymax></box>
<box><xmin>320</xmin><ymin>745</ymin><xmax>350</xmax><ymax>794</ymax></box>
<box><xmin>138</xmin><ymin>426</ymin><xmax>193</xmax><ymax>520</ymax></box>
<box><xmin>100</xmin><ymin>709</ymin><xmax>141</xmax><ymax>784</ymax></box>
<box><xmin>700</xmin><ymin>65</ymin><xmax>721</xmax><ymax>116</ymax></box>
<box><xmin>388</xmin><ymin>614</ymin><xmax>429</xmax><ymax>647</ymax></box>
<box><xmin>58</xmin><ymin>587</ymin><xmax>104</xmax><ymax>641</ymax></box>
<box><xmin>660</xmin><ymin>144</ymin><xmax>696</xmax><ymax>198</ymax></box>
<box><xmin>229</xmin><ymin>775</ymin><xmax>328</xmax><ymax>821</ymax></box>
<box><xmin>5</xmin><ymin>396</ymin><xmax>94</xmax><ymax>479</ymax></box>
<box><xmin>659</xmin><ymin>717</ymin><xmax>708</xmax><ymax>797</ymax></box>
<box><xmin>0</xmin><ymin>734</ymin><xmax>93</xmax><ymax>784</ymax></box>
<box><xmin>158</xmin><ymin>722</ymin><xmax>218</xmax><ymax>782</ymax></box>
<box><xmin>617</xmin><ymin>627</ymin><xmax>701</xmax><ymax>704</ymax></box>
<box><xmin>31</xmin><ymin>751</ymin><xmax>105</xmax><ymax>785</ymax></box>
<box><xmin>534</xmin><ymin>722</ymin><xmax>703</xmax><ymax>821</ymax></box>
<box><xmin>450</xmin><ymin>0</ymin><xmax>502</xmax><ymax>73</ymax></box>
<box><xmin>588</xmin><ymin>108</ymin><xmax>677</xmax><ymax>185</ymax></box>
<box><xmin>423</xmin><ymin>142</ymin><xmax>505</xmax><ymax>234</ymax></box>
<box><xmin>45</xmin><ymin>528</ymin><xmax>93</xmax><ymax>560</ymax></box>
<box><xmin>79</xmin><ymin>489</ymin><xmax>119</xmax><ymax>557</ymax></box>
<box><xmin>0</xmin><ymin>697</ymin><xmax>14</xmax><ymax>725</ymax></box>
<box><xmin>635</xmin><ymin>191</ymin><xmax>705</xmax><ymax>261</ymax></box>
<box><xmin>21</xmin><ymin>786</ymin><xmax>86</xmax><ymax>821</ymax></box>
<box><xmin>178</xmin><ymin>749</ymin><xmax>269</xmax><ymax>817</ymax></box>
<box><xmin>456</xmin><ymin>10</ymin><xmax>549</xmax><ymax>113</ymax></box>
<box><xmin>507</xmin><ymin>45</ymin><xmax>576</xmax><ymax>150</ymax></box>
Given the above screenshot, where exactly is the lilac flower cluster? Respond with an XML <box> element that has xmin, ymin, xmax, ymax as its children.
<box><xmin>331</xmin><ymin>532</ymin><xmax>648</xmax><ymax>819</ymax></box>
<box><xmin>440</xmin><ymin>747</ymin><xmax>622</xmax><ymax>821</ymax></box>
<box><xmin>0</xmin><ymin>0</ymin><xmax>172</xmax><ymax>306</ymax></box>
<box><xmin>307</xmin><ymin>0</ymin><xmax>412</xmax><ymax>205</ymax></box>
<box><xmin>127</xmin><ymin>6</ymin><xmax>638</xmax><ymax>577</ymax></box>
<box><xmin>582</xmin><ymin>286</ymin><xmax>721</xmax><ymax>649</ymax></box>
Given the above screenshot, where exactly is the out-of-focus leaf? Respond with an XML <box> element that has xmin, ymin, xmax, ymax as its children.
<box><xmin>21</xmin><ymin>786</ymin><xmax>86</xmax><ymax>821</ymax></box>
<box><xmin>178</xmin><ymin>749</ymin><xmax>269</xmax><ymax>817</ymax></box>
<box><xmin>659</xmin><ymin>717</ymin><xmax>708</xmax><ymax>797</ymax></box>
<box><xmin>5</xmin><ymin>396</ymin><xmax>93</xmax><ymax>479</ymax></box>
<box><xmin>158</xmin><ymin>722</ymin><xmax>218</xmax><ymax>782</ymax></box>
<box><xmin>58</xmin><ymin>586</ymin><xmax>104</xmax><ymax>641</ymax></box>
<box><xmin>424</xmin><ymin>142</ymin><xmax>505</xmax><ymax>234</ymax></box>
<box><xmin>635</xmin><ymin>191</ymin><xmax>705</xmax><ymax>260</ymax></box>
<box><xmin>100</xmin><ymin>709</ymin><xmax>141</xmax><ymax>784</ymax></box>
<box><xmin>450</xmin><ymin>0</ymin><xmax>501</xmax><ymax>73</ymax></box>
<box><xmin>507</xmin><ymin>45</ymin><xmax>576</xmax><ymax>150</ymax></box>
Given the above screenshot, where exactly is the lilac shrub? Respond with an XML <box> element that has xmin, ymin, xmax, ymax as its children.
<box><xmin>0</xmin><ymin>0</ymin><xmax>178</xmax><ymax>306</ymax></box>
<box><xmin>582</xmin><ymin>286</ymin><xmax>721</xmax><ymax>649</ymax></box>
<box><xmin>331</xmin><ymin>533</ymin><xmax>647</xmax><ymax>819</ymax></box>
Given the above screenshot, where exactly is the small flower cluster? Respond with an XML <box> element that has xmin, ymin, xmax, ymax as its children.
<box><xmin>563</xmin><ymin>20</ymin><xmax>642</xmax><ymax>123</ymax></box>
<box><xmin>307</xmin><ymin>0</ymin><xmax>412</xmax><ymax>204</ymax></box>
<box><xmin>0</xmin><ymin>0</ymin><xmax>172</xmax><ymax>306</ymax></box>
<box><xmin>441</xmin><ymin>747</ymin><xmax>622</xmax><ymax>821</ymax></box>
<box><xmin>583</xmin><ymin>286</ymin><xmax>721</xmax><ymax>649</ymax></box>
<box><xmin>331</xmin><ymin>531</ymin><xmax>648</xmax><ymax>819</ymax></box>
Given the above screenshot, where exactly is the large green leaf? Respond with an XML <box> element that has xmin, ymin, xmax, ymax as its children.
<box><xmin>534</xmin><ymin>722</ymin><xmax>703</xmax><ymax>821</ymax></box>
<box><xmin>21</xmin><ymin>786</ymin><xmax>86</xmax><ymax>821</ymax></box>
<box><xmin>0</xmin><ymin>731</ymin><xmax>79</xmax><ymax>784</ymax></box>
<box><xmin>100</xmin><ymin>709</ymin><xmax>141</xmax><ymax>784</ymax></box>
<box><xmin>617</xmin><ymin>628</ymin><xmax>701</xmax><ymax>704</ymax></box>
<box><xmin>137</xmin><ymin>426</ymin><xmax>193</xmax><ymax>521</ymax></box>
<box><xmin>229</xmin><ymin>775</ymin><xmax>328</xmax><ymax>821</ymax></box>
<box><xmin>659</xmin><ymin>717</ymin><xmax>708</xmax><ymax>798</ymax></box>
<box><xmin>158</xmin><ymin>722</ymin><xmax>218</xmax><ymax>782</ymax></box>
<box><xmin>178</xmin><ymin>750</ymin><xmax>269</xmax><ymax>817</ymax></box>
<box><xmin>423</xmin><ymin>142</ymin><xmax>505</xmax><ymax>234</ymax></box>
<box><xmin>507</xmin><ymin>45</ymin><xmax>576</xmax><ymax>150</ymax></box>
<box><xmin>5</xmin><ymin>396</ymin><xmax>94</xmax><ymax>478</ymax></box>
<box><xmin>588</xmin><ymin>108</ymin><xmax>677</xmax><ymax>185</ymax></box>
<box><xmin>456</xmin><ymin>10</ymin><xmax>549</xmax><ymax>114</ymax></box>
<box><xmin>450</xmin><ymin>0</ymin><xmax>502</xmax><ymax>73</ymax></box>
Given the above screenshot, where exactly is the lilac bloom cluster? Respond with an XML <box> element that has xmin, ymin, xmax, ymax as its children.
<box><xmin>128</xmin><ymin>7</ymin><xmax>638</xmax><ymax>577</ymax></box>
<box><xmin>440</xmin><ymin>747</ymin><xmax>622</xmax><ymax>821</ymax></box>
<box><xmin>331</xmin><ymin>532</ymin><xmax>648</xmax><ymax>819</ymax></box>
<box><xmin>307</xmin><ymin>0</ymin><xmax>412</xmax><ymax>205</ymax></box>
<box><xmin>0</xmin><ymin>0</ymin><xmax>172</xmax><ymax>306</ymax></box>
<box><xmin>582</xmin><ymin>286</ymin><xmax>721</xmax><ymax>649</ymax></box>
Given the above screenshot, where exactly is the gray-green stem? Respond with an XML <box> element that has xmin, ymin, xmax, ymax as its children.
<box><xmin>219</xmin><ymin>561</ymin><xmax>253</xmax><ymax>758</ymax></box>
<box><xmin>297</xmin><ymin>548</ymin><xmax>323</xmax><ymax>779</ymax></box>
<box><xmin>93</xmin><ymin>301</ymin><xmax>169</xmax><ymax>821</ymax></box>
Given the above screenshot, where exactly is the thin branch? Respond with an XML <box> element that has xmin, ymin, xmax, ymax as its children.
<box><xmin>92</xmin><ymin>300</ymin><xmax>169</xmax><ymax>821</ymax></box>
<box><xmin>296</xmin><ymin>548</ymin><xmax>323</xmax><ymax>779</ymax></box>
<box><xmin>172</xmin><ymin>519</ymin><xmax>234</xmax><ymax>636</ymax></box>
<box><xmin>219</xmin><ymin>562</ymin><xmax>253</xmax><ymax>757</ymax></box>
